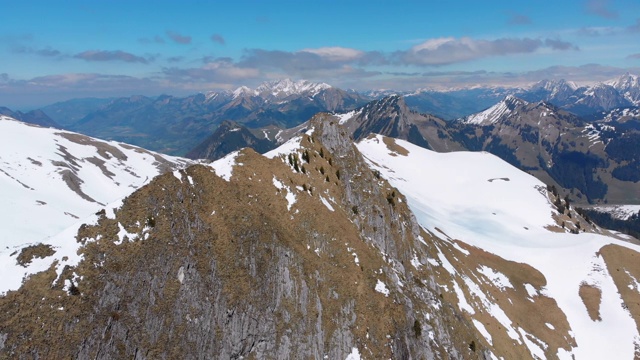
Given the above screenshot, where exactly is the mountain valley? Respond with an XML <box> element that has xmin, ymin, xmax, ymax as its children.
<box><xmin>1</xmin><ymin>74</ymin><xmax>640</xmax><ymax>359</ymax></box>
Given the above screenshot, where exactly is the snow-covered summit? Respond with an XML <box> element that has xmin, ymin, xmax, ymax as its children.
<box><xmin>605</xmin><ymin>72</ymin><xmax>640</xmax><ymax>90</ymax></box>
<box><xmin>530</xmin><ymin>78</ymin><xmax>578</xmax><ymax>92</ymax></box>
<box><xmin>463</xmin><ymin>95</ymin><xmax>528</xmax><ymax>125</ymax></box>
<box><xmin>256</xmin><ymin>78</ymin><xmax>331</xmax><ymax>98</ymax></box>
<box><xmin>232</xmin><ymin>85</ymin><xmax>254</xmax><ymax>99</ymax></box>
<box><xmin>228</xmin><ymin>79</ymin><xmax>332</xmax><ymax>100</ymax></box>
<box><xmin>605</xmin><ymin>72</ymin><xmax>640</xmax><ymax>106</ymax></box>
<box><xmin>529</xmin><ymin>79</ymin><xmax>579</xmax><ymax>100</ymax></box>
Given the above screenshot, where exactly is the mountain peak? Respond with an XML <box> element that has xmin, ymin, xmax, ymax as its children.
<box><xmin>503</xmin><ymin>94</ymin><xmax>526</xmax><ymax>105</ymax></box>
<box><xmin>232</xmin><ymin>85</ymin><xmax>254</xmax><ymax>99</ymax></box>
<box><xmin>531</xmin><ymin>78</ymin><xmax>578</xmax><ymax>92</ymax></box>
<box><xmin>605</xmin><ymin>73</ymin><xmax>640</xmax><ymax>106</ymax></box>
<box><xmin>606</xmin><ymin>72</ymin><xmax>639</xmax><ymax>87</ymax></box>
<box><xmin>463</xmin><ymin>95</ymin><xmax>527</xmax><ymax>125</ymax></box>
<box><xmin>255</xmin><ymin>78</ymin><xmax>332</xmax><ymax>98</ymax></box>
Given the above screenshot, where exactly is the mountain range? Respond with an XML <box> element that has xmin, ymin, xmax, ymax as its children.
<box><xmin>2</xmin><ymin>74</ymin><xmax>635</xmax><ymax>161</ymax></box>
<box><xmin>37</xmin><ymin>79</ymin><xmax>366</xmax><ymax>155</ymax></box>
<box><xmin>190</xmin><ymin>93</ymin><xmax>640</xmax><ymax>205</ymax></box>
<box><xmin>1</xmin><ymin>113</ymin><xmax>640</xmax><ymax>358</ymax></box>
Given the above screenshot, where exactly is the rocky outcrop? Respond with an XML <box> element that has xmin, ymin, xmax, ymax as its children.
<box><xmin>0</xmin><ymin>114</ymin><xmax>485</xmax><ymax>359</ymax></box>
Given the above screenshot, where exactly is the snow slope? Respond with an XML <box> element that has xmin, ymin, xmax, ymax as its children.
<box><xmin>463</xmin><ymin>95</ymin><xmax>526</xmax><ymax>125</ymax></box>
<box><xmin>357</xmin><ymin>135</ymin><xmax>640</xmax><ymax>359</ymax></box>
<box><xmin>0</xmin><ymin>116</ymin><xmax>193</xmax><ymax>291</ymax></box>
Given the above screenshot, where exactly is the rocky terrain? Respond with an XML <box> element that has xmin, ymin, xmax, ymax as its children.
<box><xmin>2</xmin><ymin>113</ymin><xmax>640</xmax><ymax>358</ymax></box>
<box><xmin>0</xmin><ymin>115</ymin><xmax>484</xmax><ymax>359</ymax></box>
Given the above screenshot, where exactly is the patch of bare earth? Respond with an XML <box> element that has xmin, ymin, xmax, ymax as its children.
<box><xmin>16</xmin><ymin>244</ymin><xmax>56</xmax><ymax>267</ymax></box>
<box><xmin>382</xmin><ymin>137</ymin><xmax>409</xmax><ymax>156</ymax></box>
<box><xmin>578</xmin><ymin>283</ymin><xmax>602</xmax><ymax>321</ymax></box>
<box><xmin>57</xmin><ymin>132</ymin><xmax>127</xmax><ymax>161</ymax></box>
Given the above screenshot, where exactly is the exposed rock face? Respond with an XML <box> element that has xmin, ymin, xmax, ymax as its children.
<box><xmin>186</xmin><ymin>120</ymin><xmax>275</xmax><ymax>160</ymax></box>
<box><xmin>344</xmin><ymin>95</ymin><xmax>463</xmax><ymax>152</ymax></box>
<box><xmin>0</xmin><ymin>114</ymin><xmax>485</xmax><ymax>359</ymax></box>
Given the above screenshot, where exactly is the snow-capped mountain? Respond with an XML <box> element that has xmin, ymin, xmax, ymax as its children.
<box><xmin>606</xmin><ymin>72</ymin><xmax>640</xmax><ymax>106</ymax></box>
<box><xmin>255</xmin><ymin>78</ymin><xmax>332</xmax><ymax>99</ymax></box>
<box><xmin>456</xmin><ymin>95</ymin><xmax>640</xmax><ymax>203</ymax></box>
<box><xmin>59</xmin><ymin>80</ymin><xmax>366</xmax><ymax>155</ymax></box>
<box><xmin>512</xmin><ymin>74</ymin><xmax>640</xmax><ymax>117</ymax></box>
<box><xmin>462</xmin><ymin>95</ymin><xmax>529</xmax><ymax>125</ymax></box>
<box><xmin>522</xmin><ymin>79</ymin><xmax>579</xmax><ymax>105</ymax></box>
<box><xmin>0</xmin><ymin>115</ymin><xmax>193</xmax><ymax>251</ymax></box>
<box><xmin>565</xmin><ymin>83</ymin><xmax>632</xmax><ymax>115</ymax></box>
<box><xmin>227</xmin><ymin>79</ymin><xmax>333</xmax><ymax>100</ymax></box>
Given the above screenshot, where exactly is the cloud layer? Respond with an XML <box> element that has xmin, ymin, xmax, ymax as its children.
<box><xmin>585</xmin><ymin>0</ymin><xmax>618</xmax><ymax>19</ymax></box>
<box><xmin>395</xmin><ymin>37</ymin><xmax>577</xmax><ymax>66</ymax></box>
<box><xmin>166</xmin><ymin>31</ymin><xmax>191</xmax><ymax>44</ymax></box>
<box><xmin>74</xmin><ymin>50</ymin><xmax>149</xmax><ymax>64</ymax></box>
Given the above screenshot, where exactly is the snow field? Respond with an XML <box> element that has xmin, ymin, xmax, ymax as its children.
<box><xmin>357</xmin><ymin>135</ymin><xmax>640</xmax><ymax>359</ymax></box>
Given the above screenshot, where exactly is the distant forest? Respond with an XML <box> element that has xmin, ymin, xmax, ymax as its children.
<box><xmin>577</xmin><ymin>208</ymin><xmax>640</xmax><ymax>240</ymax></box>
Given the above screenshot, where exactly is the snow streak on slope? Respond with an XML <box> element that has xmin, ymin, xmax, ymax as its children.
<box><xmin>357</xmin><ymin>135</ymin><xmax>640</xmax><ymax>359</ymax></box>
<box><xmin>463</xmin><ymin>95</ymin><xmax>525</xmax><ymax>125</ymax></box>
<box><xmin>0</xmin><ymin>116</ymin><xmax>193</xmax><ymax>293</ymax></box>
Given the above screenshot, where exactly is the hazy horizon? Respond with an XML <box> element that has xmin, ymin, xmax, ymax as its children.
<box><xmin>1</xmin><ymin>0</ymin><xmax>639</xmax><ymax>109</ymax></box>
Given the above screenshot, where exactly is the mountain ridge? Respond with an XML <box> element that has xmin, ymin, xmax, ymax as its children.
<box><xmin>2</xmin><ymin>114</ymin><xmax>640</xmax><ymax>358</ymax></box>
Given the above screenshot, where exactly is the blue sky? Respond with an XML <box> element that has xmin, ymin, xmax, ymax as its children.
<box><xmin>1</xmin><ymin>0</ymin><xmax>639</xmax><ymax>108</ymax></box>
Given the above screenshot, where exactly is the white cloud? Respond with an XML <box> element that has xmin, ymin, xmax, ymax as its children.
<box><xmin>300</xmin><ymin>47</ymin><xmax>364</xmax><ymax>61</ymax></box>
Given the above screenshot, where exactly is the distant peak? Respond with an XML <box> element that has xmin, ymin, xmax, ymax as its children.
<box><xmin>605</xmin><ymin>72</ymin><xmax>640</xmax><ymax>89</ymax></box>
<box><xmin>255</xmin><ymin>78</ymin><xmax>332</xmax><ymax>97</ymax></box>
<box><xmin>503</xmin><ymin>94</ymin><xmax>527</xmax><ymax>106</ymax></box>
<box><xmin>368</xmin><ymin>94</ymin><xmax>405</xmax><ymax>110</ymax></box>
<box><xmin>463</xmin><ymin>96</ymin><xmax>526</xmax><ymax>125</ymax></box>
<box><xmin>232</xmin><ymin>85</ymin><xmax>254</xmax><ymax>99</ymax></box>
<box><xmin>530</xmin><ymin>78</ymin><xmax>578</xmax><ymax>92</ymax></box>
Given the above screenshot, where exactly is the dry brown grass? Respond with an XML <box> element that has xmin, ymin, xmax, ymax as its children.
<box><xmin>417</xmin><ymin>231</ymin><xmax>576</xmax><ymax>359</ymax></box>
<box><xmin>16</xmin><ymin>243</ymin><xmax>56</xmax><ymax>267</ymax></box>
<box><xmin>578</xmin><ymin>283</ymin><xmax>602</xmax><ymax>321</ymax></box>
<box><xmin>382</xmin><ymin>137</ymin><xmax>409</xmax><ymax>156</ymax></box>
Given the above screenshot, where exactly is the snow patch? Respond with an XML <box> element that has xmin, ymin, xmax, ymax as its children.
<box><xmin>210</xmin><ymin>151</ymin><xmax>239</xmax><ymax>181</ymax></box>
<box><xmin>478</xmin><ymin>265</ymin><xmax>513</xmax><ymax>290</ymax></box>
<box><xmin>345</xmin><ymin>347</ymin><xmax>361</xmax><ymax>360</ymax></box>
<box><xmin>472</xmin><ymin>319</ymin><xmax>493</xmax><ymax>345</ymax></box>
<box><xmin>375</xmin><ymin>279</ymin><xmax>390</xmax><ymax>297</ymax></box>
<box><xmin>320</xmin><ymin>196</ymin><xmax>335</xmax><ymax>212</ymax></box>
<box><xmin>334</xmin><ymin>109</ymin><xmax>362</xmax><ymax>125</ymax></box>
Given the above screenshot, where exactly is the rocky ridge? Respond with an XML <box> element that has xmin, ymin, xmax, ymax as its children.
<box><xmin>0</xmin><ymin>114</ymin><xmax>486</xmax><ymax>359</ymax></box>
